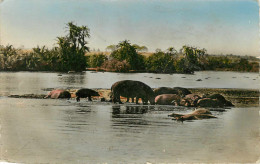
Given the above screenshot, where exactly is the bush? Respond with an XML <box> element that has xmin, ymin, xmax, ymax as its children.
<box><xmin>145</xmin><ymin>51</ymin><xmax>176</xmax><ymax>73</ymax></box>
<box><xmin>110</xmin><ymin>40</ymin><xmax>145</xmax><ymax>70</ymax></box>
<box><xmin>101</xmin><ymin>59</ymin><xmax>130</xmax><ymax>72</ymax></box>
<box><xmin>87</xmin><ymin>54</ymin><xmax>108</xmax><ymax>68</ymax></box>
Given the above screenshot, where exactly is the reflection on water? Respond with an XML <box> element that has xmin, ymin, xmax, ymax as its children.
<box><xmin>112</xmin><ymin>105</ymin><xmax>150</xmax><ymax>115</ymax></box>
<box><xmin>0</xmin><ymin>98</ymin><xmax>259</xmax><ymax>163</ymax></box>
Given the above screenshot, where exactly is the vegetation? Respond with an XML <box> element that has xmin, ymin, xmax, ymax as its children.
<box><xmin>0</xmin><ymin>22</ymin><xmax>90</xmax><ymax>72</ymax></box>
<box><xmin>0</xmin><ymin>22</ymin><xmax>258</xmax><ymax>73</ymax></box>
<box><xmin>101</xmin><ymin>59</ymin><xmax>130</xmax><ymax>72</ymax></box>
<box><xmin>145</xmin><ymin>50</ymin><xmax>176</xmax><ymax>73</ymax></box>
<box><xmin>109</xmin><ymin>40</ymin><xmax>145</xmax><ymax>70</ymax></box>
<box><xmin>86</xmin><ymin>53</ymin><xmax>108</xmax><ymax>68</ymax></box>
<box><xmin>56</xmin><ymin>22</ymin><xmax>90</xmax><ymax>72</ymax></box>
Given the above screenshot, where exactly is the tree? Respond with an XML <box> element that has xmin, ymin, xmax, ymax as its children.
<box><xmin>180</xmin><ymin>45</ymin><xmax>206</xmax><ymax>72</ymax></box>
<box><xmin>145</xmin><ymin>50</ymin><xmax>176</xmax><ymax>73</ymax></box>
<box><xmin>110</xmin><ymin>40</ymin><xmax>145</xmax><ymax>70</ymax></box>
<box><xmin>106</xmin><ymin>45</ymin><xmax>117</xmax><ymax>52</ymax></box>
<box><xmin>166</xmin><ymin>47</ymin><xmax>177</xmax><ymax>55</ymax></box>
<box><xmin>133</xmin><ymin>44</ymin><xmax>148</xmax><ymax>52</ymax></box>
<box><xmin>56</xmin><ymin>22</ymin><xmax>90</xmax><ymax>72</ymax></box>
<box><xmin>87</xmin><ymin>54</ymin><xmax>108</xmax><ymax>68</ymax></box>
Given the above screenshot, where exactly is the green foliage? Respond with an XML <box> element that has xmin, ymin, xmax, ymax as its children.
<box><xmin>0</xmin><ymin>34</ymin><xmax>258</xmax><ymax>73</ymax></box>
<box><xmin>145</xmin><ymin>50</ymin><xmax>176</xmax><ymax>73</ymax></box>
<box><xmin>181</xmin><ymin>45</ymin><xmax>206</xmax><ymax>71</ymax></box>
<box><xmin>101</xmin><ymin>59</ymin><xmax>130</xmax><ymax>72</ymax></box>
<box><xmin>110</xmin><ymin>40</ymin><xmax>145</xmax><ymax>70</ymax></box>
<box><xmin>106</xmin><ymin>45</ymin><xmax>117</xmax><ymax>52</ymax></box>
<box><xmin>133</xmin><ymin>44</ymin><xmax>148</xmax><ymax>52</ymax></box>
<box><xmin>55</xmin><ymin>22</ymin><xmax>90</xmax><ymax>72</ymax></box>
<box><xmin>87</xmin><ymin>54</ymin><xmax>108</xmax><ymax>68</ymax></box>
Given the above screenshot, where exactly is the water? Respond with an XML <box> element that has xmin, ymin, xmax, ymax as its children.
<box><xmin>0</xmin><ymin>71</ymin><xmax>259</xmax><ymax>163</ymax></box>
<box><xmin>0</xmin><ymin>71</ymin><xmax>259</xmax><ymax>96</ymax></box>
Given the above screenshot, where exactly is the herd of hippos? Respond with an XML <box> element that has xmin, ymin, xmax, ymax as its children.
<box><xmin>45</xmin><ymin>80</ymin><xmax>234</xmax><ymax>121</ymax></box>
<box><xmin>45</xmin><ymin>80</ymin><xmax>233</xmax><ymax>108</ymax></box>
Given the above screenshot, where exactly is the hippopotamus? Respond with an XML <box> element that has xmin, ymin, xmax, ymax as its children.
<box><xmin>76</xmin><ymin>88</ymin><xmax>100</xmax><ymax>102</ymax></box>
<box><xmin>154</xmin><ymin>87</ymin><xmax>178</xmax><ymax>96</ymax></box>
<box><xmin>168</xmin><ymin>108</ymin><xmax>217</xmax><ymax>121</ymax></box>
<box><xmin>45</xmin><ymin>89</ymin><xmax>71</xmax><ymax>99</ymax></box>
<box><xmin>111</xmin><ymin>80</ymin><xmax>155</xmax><ymax>105</ymax></box>
<box><xmin>197</xmin><ymin>98</ymin><xmax>224</xmax><ymax>108</ymax></box>
<box><xmin>155</xmin><ymin>94</ymin><xmax>181</xmax><ymax>105</ymax></box>
<box><xmin>203</xmin><ymin>94</ymin><xmax>233</xmax><ymax>107</ymax></box>
<box><xmin>179</xmin><ymin>94</ymin><xmax>201</xmax><ymax>107</ymax></box>
<box><xmin>172</xmin><ymin>87</ymin><xmax>192</xmax><ymax>97</ymax></box>
<box><xmin>154</xmin><ymin>87</ymin><xmax>191</xmax><ymax>97</ymax></box>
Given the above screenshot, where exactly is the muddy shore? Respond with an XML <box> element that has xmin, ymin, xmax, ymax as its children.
<box><xmin>8</xmin><ymin>88</ymin><xmax>259</xmax><ymax>107</ymax></box>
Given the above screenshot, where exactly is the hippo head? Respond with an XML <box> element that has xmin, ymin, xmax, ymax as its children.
<box><xmin>94</xmin><ymin>91</ymin><xmax>100</xmax><ymax>96</ymax></box>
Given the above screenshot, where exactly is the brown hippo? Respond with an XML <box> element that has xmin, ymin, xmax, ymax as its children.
<box><xmin>168</xmin><ymin>108</ymin><xmax>217</xmax><ymax>121</ymax></box>
<box><xmin>197</xmin><ymin>98</ymin><xmax>224</xmax><ymax>108</ymax></box>
<box><xmin>172</xmin><ymin>87</ymin><xmax>192</xmax><ymax>97</ymax></box>
<box><xmin>155</xmin><ymin>94</ymin><xmax>181</xmax><ymax>105</ymax></box>
<box><xmin>45</xmin><ymin>89</ymin><xmax>71</xmax><ymax>99</ymax></box>
<box><xmin>180</xmin><ymin>94</ymin><xmax>201</xmax><ymax>107</ymax></box>
<box><xmin>76</xmin><ymin>88</ymin><xmax>100</xmax><ymax>102</ymax></box>
<box><xmin>203</xmin><ymin>94</ymin><xmax>234</xmax><ymax>107</ymax></box>
<box><xmin>154</xmin><ymin>87</ymin><xmax>178</xmax><ymax>96</ymax></box>
<box><xmin>154</xmin><ymin>87</ymin><xmax>191</xmax><ymax>97</ymax></box>
<box><xmin>111</xmin><ymin>80</ymin><xmax>155</xmax><ymax>105</ymax></box>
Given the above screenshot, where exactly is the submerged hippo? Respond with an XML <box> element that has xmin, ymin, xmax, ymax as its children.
<box><xmin>45</xmin><ymin>89</ymin><xmax>71</xmax><ymax>99</ymax></box>
<box><xmin>76</xmin><ymin>88</ymin><xmax>100</xmax><ymax>102</ymax></box>
<box><xmin>154</xmin><ymin>87</ymin><xmax>191</xmax><ymax>97</ymax></box>
<box><xmin>111</xmin><ymin>80</ymin><xmax>155</xmax><ymax>105</ymax></box>
<box><xmin>154</xmin><ymin>87</ymin><xmax>178</xmax><ymax>96</ymax></box>
<box><xmin>155</xmin><ymin>94</ymin><xmax>181</xmax><ymax>105</ymax></box>
<box><xmin>172</xmin><ymin>87</ymin><xmax>192</xmax><ymax>97</ymax></box>
<box><xmin>180</xmin><ymin>94</ymin><xmax>201</xmax><ymax>107</ymax></box>
<box><xmin>168</xmin><ymin>108</ymin><xmax>217</xmax><ymax>121</ymax></box>
<box><xmin>203</xmin><ymin>94</ymin><xmax>233</xmax><ymax>107</ymax></box>
<box><xmin>197</xmin><ymin>98</ymin><xmax>224</xmax><ymax>108</ymax></box>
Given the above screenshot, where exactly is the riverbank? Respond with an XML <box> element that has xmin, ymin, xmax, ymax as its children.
<box><xmin>8</xmin><ymin>88</ymin><xmax>259</xmax><ymax>107</ymax></box>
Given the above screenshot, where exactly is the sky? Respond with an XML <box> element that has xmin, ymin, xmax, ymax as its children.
<box><xmin>0</xmin><ymin>0</ymin><xmax>259</xmax><ymax>56</ymax></box>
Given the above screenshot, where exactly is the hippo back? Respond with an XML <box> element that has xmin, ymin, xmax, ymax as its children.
<box><xmin>59</xmin><ymin>91</ymin><xmax>71</xmax><ymax>99</ymax></box>
<box><xmin>172</xmin><ymin>87</ymin><xmax>191</xmax><ymax>97</ymax></box>
<box><xmin>47</xmin><ymin>89</ymin><xmax>71</xmax><ymax>99</ymax></box>
<box><xmin>111</xmin><ymin>80</ymin><xmax>155</xmax><ymax>104</ymax></box>
<box><xmin>154</xmin><ymin>87</ymin><xmax>178</xmax><ymax>96</ymax></box>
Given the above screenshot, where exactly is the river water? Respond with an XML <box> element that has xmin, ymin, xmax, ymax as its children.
<box><xmin>0</xmin><ymin>71</ymin><xmax>259</xmax><ymax>163</ymax></box>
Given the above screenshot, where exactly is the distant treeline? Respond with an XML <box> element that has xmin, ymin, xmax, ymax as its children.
<box><xmin>0</xmin><ymin>22</ymin><xmax>259</xmax><ymax>73</ymax></box>
<box><xmin>86</xmin><ymin>41</ymin><xmax>259</xmax><ymax>73</ymax></box>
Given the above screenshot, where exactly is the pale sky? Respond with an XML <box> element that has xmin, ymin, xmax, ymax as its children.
<box><xmin>0</xmin><ymin>0</ymin><xmax>259</xmax><ymax>56</ymax></box>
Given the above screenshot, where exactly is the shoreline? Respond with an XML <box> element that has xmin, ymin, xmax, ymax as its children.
<box><xmin>7</xmin><ymin>88</ymin><xmax>259</xmax><ymax>107</ymax></box>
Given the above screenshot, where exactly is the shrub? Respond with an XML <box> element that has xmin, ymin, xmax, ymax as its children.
<box><xmin>145</xmin><ymin>51</ymin><xmax>176</xmax><ymax>73</ymax></box>
<box><xmin>110</xmin><ymin>40</ymin><xmax>145</xmax><ymax>70</ymax></box>
<box><xmin>101</xmin><ymin>59</ymin><xmax>130</xmax><ymax>72</ymax></box>
<box><xmin>87</xmin><ymin>54</ymin><xmax>108</xmax><ymax>68</ymax></box>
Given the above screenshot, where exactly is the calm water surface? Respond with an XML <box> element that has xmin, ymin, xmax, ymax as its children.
<box><xmin>0</xmin><ymin>71</ymin><xmax>259</xmax><ymax>96</ymax></box>
<box><xmin>0</xmin><ymin>71</ymin><xmax>259</xmax><ymax>163</ymax></box>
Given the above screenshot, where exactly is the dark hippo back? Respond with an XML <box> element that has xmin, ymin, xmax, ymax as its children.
<box><xmin>59</xmin><ymin>91</ymin><xmax>71</xmax><ymax>99</ymax></box>
<box><xmin>154</xmin><ymin>87</ymin><xmax>178</xmax><ymax>96</ymax></box>
<box><xmin>76</xmin><ymin>88</ymin><xmax>100</xmax><ymax>98</ymax></box>
<box><xmin>111</xmin><ymin>80</ymin><xmax>155</xmax><ymax>104</ymax></box>
<box><xmin>172</xmin><ymin>87</ymin><xmax>191</xmax><ymax>97</ymax></box>
<box><xmin>154</xmin><ymin>87</ymin><xmax>191</xmax><ymax>97</ymax></box>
